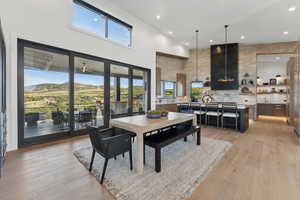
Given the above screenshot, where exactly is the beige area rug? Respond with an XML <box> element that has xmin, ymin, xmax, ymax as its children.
<box><xmin>74</xmin><ymin>136</ymin><xmax>232</xmax><ymax>200</ymax></box>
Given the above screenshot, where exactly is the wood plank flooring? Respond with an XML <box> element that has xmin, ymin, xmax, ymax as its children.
<box><xmin>0</xmin><ymin>116</ymin><xmax>299</xmax><ymax>200</ymax></box>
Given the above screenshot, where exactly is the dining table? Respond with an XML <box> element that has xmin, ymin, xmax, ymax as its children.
<box><xmin>110</xmin><ymin>112</ymin><xmax>197</xmax><ymax>174</ymax></box>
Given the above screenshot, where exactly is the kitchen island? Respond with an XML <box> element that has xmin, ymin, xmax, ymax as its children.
<box><xmin>176</xmin><ymin>103</ymin><xmax>250</xmax><ymax>133</ymax></box>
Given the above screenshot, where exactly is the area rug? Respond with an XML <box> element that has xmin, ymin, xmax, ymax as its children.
<box><xmin>74</xmin><ymin>136</ymin><xmax>232</xmax><ymax>200</ymax></box>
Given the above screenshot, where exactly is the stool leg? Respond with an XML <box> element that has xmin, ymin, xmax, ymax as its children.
<box><xmin>222</xmin><ymin>116</ymin><xmax>224</xmax><ymax>128</ymax></box>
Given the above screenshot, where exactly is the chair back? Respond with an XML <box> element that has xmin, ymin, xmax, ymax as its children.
<box><xmin>190</xmin><ymin>103</ymin><xmax>201</xmax><ymax>111</ymax></box>
<box><xmin>88</xmin><ymin>127</ymin><xmax>106</xmax><ymax>154</ymax></box>
<box><xmin>88</xmin><ymin>127</ymin><xmax>132</xmax><ymax>158</ymax></box>
<box><xmin>177</xmin><ymin>103</ymin><xmax>190</xmax><ymax>112</ymax></box>
<box><xmin>79</xmin><ymin>111</ymin><xmax>92</xmax><ymax>122</ymax></box>
<box><xmin>206</xmin><ymin>103</ymin><xmax>219</xmax><ymax>111</ymax></box>
<box><xmin>222</xmin><ymin>103</ymin><xmax>238</xmax><ymax>114</ymax></box>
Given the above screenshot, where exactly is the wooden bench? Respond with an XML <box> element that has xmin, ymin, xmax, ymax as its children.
<box><xmin>144</xmin><ymin>121</ymin><xmax>201</xmax><ymax>172</ymax></box>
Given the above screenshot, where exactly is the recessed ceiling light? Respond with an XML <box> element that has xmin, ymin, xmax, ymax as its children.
<box><xmin>93</xmin><ymin>18</ymin><xmax>99</xmax><ymax>22</ymax></box>
<box><xmin>156</xmin><ymin>15</ymin><xmax>161</xmax><ymax>20</ymax></box>
<box><xmin>289</xmin><ymin>6</ymin><xmax>296</xmax><ymax>12</ymax></box>
<box><xmin>184</xmin><ymin>42</ymin><xmax>189</xmax><ymax>46</ymax></box>
<box><xmin>168</xmin><ymin>31</ymin><xmax>173</xmax><ymax>35</ymax></box>
<box><xmin>283</xmin><ymin>31</ymin><xmax>289</xmax><ymax>35</ymax></box>
<box><xmin>240</xmin><ymin>35</ymin><xmax>245</xmax><ymax>40</ymax></box>
<box><xmin>276</xmin><ymin>57</ymin><xmax>281</xmax><ymax>60</ymax></box>
<box><xmin>209</xmin><ymin>40</ymin><xmax>213</xmax><ymax>43</ymax></box>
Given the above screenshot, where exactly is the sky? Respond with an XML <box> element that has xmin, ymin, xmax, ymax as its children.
<box><xmin>72</xmin><ymin>2</ymin><xmax>130</xmax><ymax>46</ymax></box>
<box><xmin>24</xmin><ymin>69</ymin><xmax>143</xmax><ymax>88</ymax></box>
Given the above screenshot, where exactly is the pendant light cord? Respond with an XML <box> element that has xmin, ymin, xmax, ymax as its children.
<box><xmin>224</xmin><ymin>25</ymin><xmax>228</xmax><ymax>80</ymax></box>
<box><xmin>195</xmin><ymin>30</ymin><xmax>199</xmax><ymax>81</ymax></box>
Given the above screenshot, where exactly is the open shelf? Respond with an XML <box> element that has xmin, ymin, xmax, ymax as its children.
<box><xmin>257</xmin><ymin>84</ymin><xmax>287</xmax><ymax>87</ymax></box>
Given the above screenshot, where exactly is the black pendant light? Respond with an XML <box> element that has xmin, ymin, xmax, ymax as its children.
<box><xmin>218</xmin><ymin>25</ymin><xmax>234</xmax><ymax>82</ymax></box>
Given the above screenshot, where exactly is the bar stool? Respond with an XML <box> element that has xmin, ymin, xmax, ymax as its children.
<box><xmin>193</xmin><ymin>104</ymin><xmax>206</xmax><ymax>125</ymax></box>
<box><xmin>206</xmin><ymin>103</ymin><xmax>222</xmax><ymax>127</ymax></box>
<box><xmin>177</xmin><ymin>103</ymin><xmax>191</xmax><ymax>113</ymax></box>
<box><xmin>221</xmin><ymin>103</ymin><xmax>239</xmax><ymax>130</ymax></box>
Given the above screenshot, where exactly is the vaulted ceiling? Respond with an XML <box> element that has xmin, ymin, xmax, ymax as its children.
<box><xmin>109</xmin><ymin>0</ymin><xmax>300</xmax><ymax>48</ymax></box>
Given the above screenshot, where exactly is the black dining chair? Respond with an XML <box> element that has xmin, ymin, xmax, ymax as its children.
<box><xmin>88</xmin><ymin>127</ymin><xmax>134</xmax><ymax>184</ymax></box>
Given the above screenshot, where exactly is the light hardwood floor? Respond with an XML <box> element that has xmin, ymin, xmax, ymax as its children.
<box><xmin>0</xmin><ymin>117</ymin><xmax>299</xmax><ymax>200</ymax></box>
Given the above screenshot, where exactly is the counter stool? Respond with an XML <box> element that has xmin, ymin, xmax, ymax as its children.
<box><xmin>206</xmin><ymin>103</ymin><xmax>222</xmax><ymax>127</ymax></box>
<box><xmin>221</xmin><ymin>103</ymin><xmax>239</xmax><ymax>130</ymax></box>
<box><xmin>193</xmin><ymin>105</ymin><xmax>206</xmax><ymax>125</ymax></box>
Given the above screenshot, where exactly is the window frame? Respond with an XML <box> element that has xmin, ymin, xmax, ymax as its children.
<box><xmin>161</xmin><ymin>80</ymin><xmax>176</xmax><ymax>99</ymax></box>
<box><xmin>190</xmin><ymin>81</ymin><xmax>204</xmax><ymax>99</ymax></box>
<box><xmin>72</xmin><ymin>0</ymin><xmax>133</xmax><ymax>47</ymax></box>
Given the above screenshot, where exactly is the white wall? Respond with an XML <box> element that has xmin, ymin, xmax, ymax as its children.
<box><xmin>0</xmin><ymin>0</ymin><xmax>189</xmax><ymax>150</ymax></box>
<box><xmin>257</xmin><ymin>62</ymin><xmax>288</xmax><ymax>82</ymax></box>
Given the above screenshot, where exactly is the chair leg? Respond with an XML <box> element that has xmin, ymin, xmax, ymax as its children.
<box><xmin>197</xmin><ymin>128</ymin><xmax>201</xmax><ymax>145</ymax></box>
<box><xmin>222</xmin><ymin>116</ymin><xmax>224</xmax><ymax>128</ymax></box>
<box><xmin>184</xmin><ymin>136</ymin><xmax>187</xmax><ymax>142</ymax></box>
<box><xmin>114</xmin><ymin>156</ymin><xmax>117</xmax><ymax>160</ymax></box>
<box><xmin>143</xmin><ymin>144</ymin><xmax>146</xmax><ymax>165</ymax></box>
<box><xmin>206</xmin><ymin>115</ymin><xmax>209</xmax><ymax>126</ymax></box>
<box><xmin>129</xmin><ymin>148</ymin><xmax>133</xmax><ymax>170</ymax></box>
<box><xmin>89</xmin><ymin>149</ymin><xmax>96</xmax><ymax>172</ymax></box>
<box><xmin>122</xmin><ymin>153</ymin><xmax>125</xmax><ymax>158</ymax></box>
<box><xmin>100</xmin><ymin>158</ymin><xmax>109</xmax><ymax>184</ymax></box>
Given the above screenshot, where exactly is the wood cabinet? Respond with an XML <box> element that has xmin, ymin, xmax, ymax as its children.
<box><xmin>156</xmin><ymin>104</ymin><xmax>178</xmax><ymax>112</ymax></box>
<box><xmin>257</xmin><ymin>104</ymin><xmax>286</xmax><ymax>117</ymax></box>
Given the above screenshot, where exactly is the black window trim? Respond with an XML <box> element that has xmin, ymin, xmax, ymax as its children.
<box><xmin>74</xmin><ymin>0</ymin><xmax>133</xmax><ymax>29</ymax></box>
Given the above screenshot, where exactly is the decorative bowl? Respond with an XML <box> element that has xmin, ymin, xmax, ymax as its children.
<box><xmin>146</xmin><ymin>113</ymin><xmax>161</xmax><ymax>119</ymax></box>
<box><xmin>161</xmin><ymin>112</ymin><xmax>168</xmax><ymax>117</ymax></box>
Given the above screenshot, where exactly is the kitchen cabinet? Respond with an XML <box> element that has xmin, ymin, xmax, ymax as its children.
<box><xmin>257</xmin><ymin>103</ymin><xmax>286</xmax><ymax>117</ymax></box>
<box><xmin>156</xmin><ymin>104</ymin><xmax>178</xmax><ymax>112</ymax></box>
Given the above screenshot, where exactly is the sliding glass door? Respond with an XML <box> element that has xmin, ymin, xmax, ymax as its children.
<box><xmin>18</xmin><ymin>39</ymin><xmax>150</xmax><ymax>147</ymax></box>
<box><xmin>110</xmin><ymin>64</ymin><xmax>130</xmax><ymax>117</ymax></box>
<box><xmin>74</xmin><ymin>56</ymin><xmax>105</xmax><ymax>130</ymax></box>
<box><xmin>23</xmin><ymin>47</ymin><xmax>70</xmax><ymax>139</ymax></box>
<box><xmin>133</xmin><ymin>69</ymin><xmax>148</xmax><ymax>113</ymax></box>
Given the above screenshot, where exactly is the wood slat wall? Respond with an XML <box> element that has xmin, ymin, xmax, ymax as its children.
<box><xmin>156</xmin><ymin>67</ymin><xmax>161</xmax><ymax>96</ymax></box>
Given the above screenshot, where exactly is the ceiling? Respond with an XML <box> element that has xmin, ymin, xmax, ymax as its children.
<box><xmin>109</xmin><ymin>0</ymin><xmax>300</xmax><ymax>48</ymax></box>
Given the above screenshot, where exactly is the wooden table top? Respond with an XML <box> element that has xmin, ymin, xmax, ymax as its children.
<box><xmin>110</xmin><ymin>112</ymin><xmax>196</xmax><ymax>134</ymax></box>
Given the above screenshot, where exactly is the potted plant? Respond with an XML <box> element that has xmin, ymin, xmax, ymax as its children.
<box><xmin>146</xmin><ymin>110</ymin><xmax>162</xmax><ymax>119</ymax></box>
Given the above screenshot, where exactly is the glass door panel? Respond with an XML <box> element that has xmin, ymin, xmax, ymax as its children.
<box><xmin>110</xmin><ymin>64</ymin><xmax>129</xmax><ymax>116</ymax></box>
<box><xmin>74</xmin><ymin>57</ymin><xmax>105</xmax><ymax>130</ymax></box>
<box><xmin>23</xmin><ymin>47</ymin><xmax>70</xmax><ymax>138</ymax></box>
<box><xmin>133</xmin><ymin>69</ymin><xmax>148</xmax><ymax>113</ymax></box>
